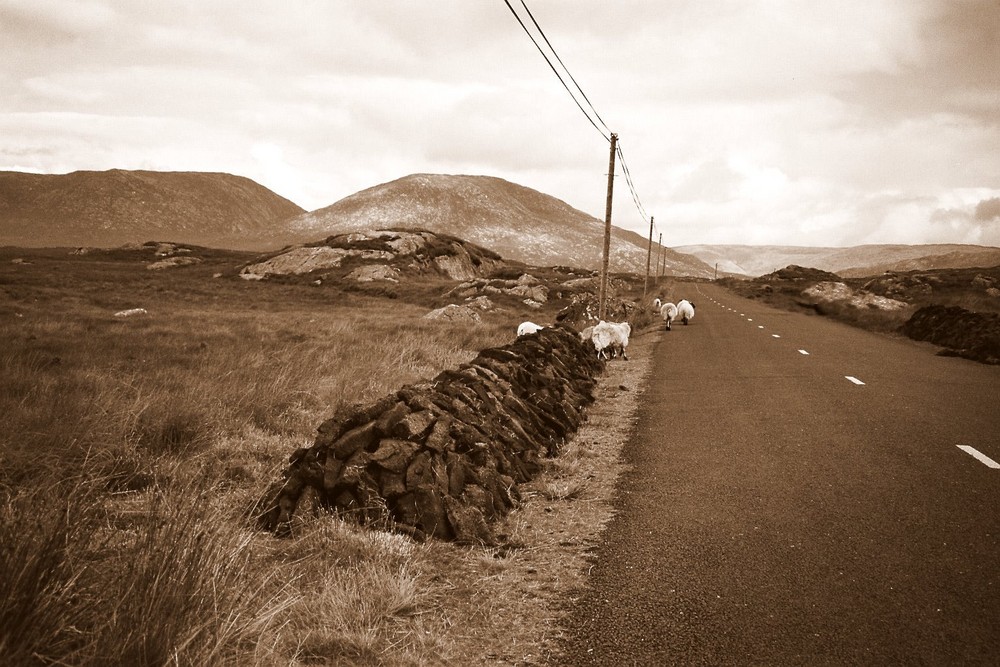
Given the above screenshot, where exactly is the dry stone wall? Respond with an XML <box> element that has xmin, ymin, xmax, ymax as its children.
<box><xmin>900</xmin><ymin>305</ymin><xmax>1000</xmax><ymax>364</ymax></box>
<box><xmin>260</xmin><ymin>325</ymin><xmax>604</xmax><ymax>543</ymax></box>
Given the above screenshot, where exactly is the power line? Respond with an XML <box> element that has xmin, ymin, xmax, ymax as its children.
<box><xmin>515</xmin><ymin>0</ymin><xmax>611</xmax><ymax>138</ymax></box>
<box><xmin>502</xmin><ymin>0</ymin><xmax>610</xmax><ymax>141</ymax></box>
<box><xmin>503</xmin><ymin>0</ymin><xmax>663</xmax><ymax>245</ymax></box>
<box><xmin>616</xmin><ymin>140</ymin><xmax>648</xmax><ymax>223</ymax></box>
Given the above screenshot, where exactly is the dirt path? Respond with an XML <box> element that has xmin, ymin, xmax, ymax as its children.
<box><xmin>469</xmin><ymin>323</ymin><xmax>662</xmax><ymax>665</ymax></box>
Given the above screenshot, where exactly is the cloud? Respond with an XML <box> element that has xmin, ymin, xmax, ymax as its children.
<box><xmin>974</xmin><ymin>197</ymin><xmax>1000</xmax><ymax>222</ymax></box>
<box><xmin>1</xmin><ymin>1</ymin><xmax>998</xmax><ymax>247</ymax></box>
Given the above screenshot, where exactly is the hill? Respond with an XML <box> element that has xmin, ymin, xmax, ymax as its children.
<box><xmin>676</xmin><ymin>243</ymin><xmax>1000</xmax><ymax>277</ymax></box>
<box><xmin>0</xmin><ymin>169</ymin><xmax>304</xmax><ymax>249</ymax></box>
<box><xmin>277</xmin><ymin>173</ymin><xmax>714</xmax><ymax>277</ymax></box>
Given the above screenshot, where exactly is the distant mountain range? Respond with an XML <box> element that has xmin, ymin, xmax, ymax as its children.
<box><xmin>278</xmin><ymin>173</ymin><xmax>714</xmax><ymax>277</ymax></box>
<box><xmin>676</xmin><ymin>244</ymin><xmax>1000</xmax><ymax>278</ymax></box>
<box><xmin>0</xmin><ymin>169</ymin><xmax>304</xmax><ymax>249</ymax></box>
<box><xmin>3</xmin><ymin>168</ymin><xmax>996</xmax><ymax>279</ymax></box>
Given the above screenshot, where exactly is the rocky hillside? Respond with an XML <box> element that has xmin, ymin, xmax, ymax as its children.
<box><xmin>240</xmin><ymin>229</ymin><xmax>506</xmax><ymax>284</ymax></box>
<box><xmin>0</xmin><ymin>169</ymin><xmax>304</xmax><ymax>249</ymax></box>
<box><xmin>277</xmin><ymin>173</ymin><xmax>714</xmax><ymax>278</ymax></box>
<box><xmin>676</xmin><ymin>243</ymin><xmax>1000</xmax><ymax>277</ymax></box>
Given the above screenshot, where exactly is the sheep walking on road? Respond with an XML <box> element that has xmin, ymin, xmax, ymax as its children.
<box><xmin>517</xmin><ymin>321</ymin><xmax>544</xmax><ymax>337</ymax></box>
<box><xmin>591</xmin><ymin>320</ymin><xmax>631</xmax><ymax>361</ymax></box>
<box><xmin>677</xmin><ymin>299</ymin><xmax>695</xmax><ymax>325</ymax></box>
<box><xmin>653</xmin><ymin>298</ymin><xmax>679</xmax><ymax>331</ymax></box>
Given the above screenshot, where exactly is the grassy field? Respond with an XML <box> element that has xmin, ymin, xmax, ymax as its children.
<box><xmin>0</xmin><ymin>245</ymin><xmax>663</xmax><ymax>666</ymax></box>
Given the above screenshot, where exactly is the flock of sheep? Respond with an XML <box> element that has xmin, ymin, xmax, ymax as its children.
<box><xmin>517</xmin><ymin>296</ymin><xmax>696</xmax><ymax>361</ymax></box>
<box><xmin>653</xmin><ymin>298</ymin><xmax>695</xmax><ymax>330</ymax></box>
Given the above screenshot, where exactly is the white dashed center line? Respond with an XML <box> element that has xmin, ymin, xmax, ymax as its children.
<box><xmin>757</xmin><ymin>325</ymin><xmax>764</xmax><ymax>329</ymax></box>
<box><xmin>798</xmin><ymin>350</ymin><xmax>810</xmax><ymax>355</ymax></box>
<box><xmin>845</xmin><ymin>376</ymin><xmax>865</xmax><ymax>385</ymax></box>
<box><xmin>957</xmin><ymin>446</ymin><xmax>1000</xmax><ymax>469</ymax></box>
<box><xmin>772</xmin><ymin>334</ymin><xmax>781</xmax><ymax>338</ymax></box>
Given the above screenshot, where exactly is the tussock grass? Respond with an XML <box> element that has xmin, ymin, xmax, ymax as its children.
<box><xmin>0</xmin><ymin>250</ymin><xmax>539</xmax><ymax>665</ymax></box>
<box><xmin>0</xmin><ymin>248</ymin><xmax>657</xmax><ymax>665</ymax></box>
<box><xmin>0</xmin><ymin>476</ymin><xmax>298</xmax><ymax>666</ymax></box>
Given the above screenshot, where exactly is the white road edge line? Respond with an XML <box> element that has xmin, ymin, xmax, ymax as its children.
<box><xmin>957</xmin><ymin>445</ymin><xmax>1000</xmax><ymax>469</ymax></box>
<box><xmin>845</xmin><ymin>376</ymin><xmax>865</xmax><ymax>385</ymax></box>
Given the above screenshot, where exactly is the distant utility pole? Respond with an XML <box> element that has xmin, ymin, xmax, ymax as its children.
<box><xmin>657</xmin><ymin>233</ymin><xmax>663</xmax><ymax>281</ymax></box>
<box><xmin>598</xmin><ymin>132</ymin><xmax>618</xmax><ymax>320</ymax></box>
<box><xmin>643</xmin><ymin>216</ymin><xmax>654</xmax><ymax>300</ymax></box>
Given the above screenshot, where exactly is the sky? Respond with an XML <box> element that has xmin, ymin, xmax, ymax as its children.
<box><xmin>2</xmin><ymin>0</ymin><xmax>999</xmax><ymax>248</ymax></box>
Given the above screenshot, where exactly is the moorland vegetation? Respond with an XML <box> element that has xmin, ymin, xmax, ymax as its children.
<box><xmin>719</xmin><ymin>264</ymin><xmax>1000</xmax><ymax>363</ymax></box>
<box><xmin>0</xmin><ymin>242</ymin><xmax>660</xmax><ymax>666</ymax></box>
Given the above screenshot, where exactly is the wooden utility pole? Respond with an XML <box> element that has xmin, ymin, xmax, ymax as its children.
<box><xmin>598</xmin><ymin>132</ymin><xmax>618</xmax><ymax>320</ymax></box>
<box><xmin>657</xmin><ymin>233</ymin><xmax>663</xmax><ymax>281</ymax></box>
<box><xmin>643</xmin><ymin>216</ymin><xmax>654</xmax><ymax>300</ymax></box>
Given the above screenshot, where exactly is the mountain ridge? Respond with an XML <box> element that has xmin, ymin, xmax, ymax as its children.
<box><xmin>677</xmin><ymin>243</ymin><xmax>1000</xmax><ymax>277</ymax></box>
<box><xmin>0</xmin><ymin>169</ymin><xmax>304</xmax><ymax>249</ymax></box>
<box><xmin>279</xmin><ymin>173</ymin><xmax>715</xmax><ymax>277</ymax></box>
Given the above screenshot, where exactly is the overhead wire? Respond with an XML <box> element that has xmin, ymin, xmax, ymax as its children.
<box><xmin>504</xmin><ymin>0</ymin><xmax>661</xmax><ymax>242</ymax></box>
<box><xmin>501</xmin><ymin>0</ymin><xmax>610</xmax><ymax>142</ymax></box>
<box><xmin>515</xmin><ymin>0</ymin><xmax>612</xmax><ymax>138</ymax></box>
<box><xmin>616</xmin><ymin>140</ymin><xmax>648</xmax><ymax>223</ymax></box>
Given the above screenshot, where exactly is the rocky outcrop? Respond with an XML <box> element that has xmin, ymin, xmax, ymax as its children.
<box><xmin>863</xmin><ymin>273</ymin><xmax>936</xmax><ymax>299</ymax></box>
<box><xmin>448</xmin><ymin>273</ymin><xmax>550</xmax><ymax>303</ymax></box>
<box><xmin>240</xmin><ymin>229</ymin><xmax>505</xmax><ymax>282</ymax></box>
<box><xmin>554</xmin><ymin>293</ymin><xmax>638</xmax><ymax>330</ymax></box>
<box><xmin>759</xmin><ymin>265</ymin><xmax>842</xmax><ymax>283</ymax></box>
<box><xmin>260</xmin><ymin>325</ymin><xmax>604</xmax><ymax>543</ymax></box>
<box><xmin>146</xmin><ymin>256</ymin><xmax>202</xmax><ymax>270</ymax></box>
<box><xmin>800</xmin><ymin>281</ymin><xmax>909</xmax><ymax>311</ymax></box>
<box><xmin>346</xmin><ymin>264</ymin><xmax>400</xmax><ymax>282</ymax></box>
<box><xmin>423</xmin><ymin>304</ymin><xmax>483</xmax><ymax>323</ymax></box>
<box><xmin>240</xmin><ymin>246</ymin><xmax>391</xmax><ymax>280</ymax></box>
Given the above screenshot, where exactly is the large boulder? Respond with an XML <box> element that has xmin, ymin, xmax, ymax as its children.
<box><xmin>801</xmin><ymin>281</ymin><xmax>909</xmax><ymax>311</ymax></box>
<box><xmin>240</xmin><ymin>229</ymin><xmax>505</xmax><ymax>282</ymax></box>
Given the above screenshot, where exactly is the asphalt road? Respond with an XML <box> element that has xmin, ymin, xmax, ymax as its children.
<box><xmin>556</xmin><ymin>283</ymin><xmax>1000</xmax><ymax>666</ymax></box>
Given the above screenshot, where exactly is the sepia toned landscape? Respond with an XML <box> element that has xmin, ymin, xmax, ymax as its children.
<box><xmin>3</xmin><ymin>167</ymin><xmax>999</xmax><ymax>664</ymax></box>
<box><xmin>3</xmin><ymin>1</ymin><xmax>999</xmax><ymax>665</ymax></box>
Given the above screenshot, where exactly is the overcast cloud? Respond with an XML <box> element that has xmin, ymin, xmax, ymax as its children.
<box><xmin>2</xmin><ymin>0</ymin><xmax>998</xmax><ymax>246</ymax></box>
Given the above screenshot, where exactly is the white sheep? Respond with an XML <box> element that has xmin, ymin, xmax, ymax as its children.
<box><xmin>517</xmin><ymin>321</ymin><xmax>544</xmax><ymax>337</ymax></box>
<box><xmin>591</xmin><ymin>320</ymin><xmax>631</xmax><ymax>361</ymax></box>
<box><xmin>677</xmin><ymin>299</ymin><xmax>695</xmax><ymax>325</ymax></box>
<box><xmin>653</xmin><ymin>298</ymin><xmax>679</xmax><ymax>331</ymax></box>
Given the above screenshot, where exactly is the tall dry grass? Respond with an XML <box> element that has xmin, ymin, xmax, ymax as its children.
<box><xmin>0</xmin><ymin>246</ymin><xmax>663</xmax><ymax>665</ymax></box>
<box><xmin>0</xmin><ymin>259</ymin><xmax>532</xmax><ymax>666</ymax></box>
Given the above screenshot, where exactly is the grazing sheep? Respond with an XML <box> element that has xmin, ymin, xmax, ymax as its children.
<box><xmin>579</xmin><ymin>325</ymin><xmax>595</xmax><ymax>343</ymax></box>
<box><xmin>677</xmin><ymin>299</ymin><xmax>695</xmax><ymax>325</ymax></box>
<box><xmin>653</xmin><ymin>298</ymin><xmax>679</xmax><ymax>331</ymax></box>
<box><xmin>517</xmin><ymin>321</ymin><xmax>544</xmax><ymax>337</ymax></box>
<box><xmin>591</xmin><ymin>320</ymin><xmax>631</xmax><ymax>361</ymax></box>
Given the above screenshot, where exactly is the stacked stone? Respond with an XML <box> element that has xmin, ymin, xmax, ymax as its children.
<box><xmin>261</xmin><ymin>325</ymin><xmax>604</xmax><ymax>543</ymax></box>
<box><xmin>901</xmin><ymin>305</ymin><xmax>1000</xmax><ymax>364</ymax></box>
